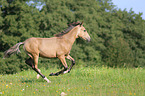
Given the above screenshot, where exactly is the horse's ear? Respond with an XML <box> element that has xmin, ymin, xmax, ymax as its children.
<box><xmin>80</xmin><ymin>21</ymin><xmax>84</xmax><ymax>26</ymax></box>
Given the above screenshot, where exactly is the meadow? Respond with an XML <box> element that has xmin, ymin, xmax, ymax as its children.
<box><xmin>0</xmin><ymin>66</ymin><xmax>145</xmax><ymax>96</ymax></box>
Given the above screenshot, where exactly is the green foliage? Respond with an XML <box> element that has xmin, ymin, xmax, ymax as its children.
<box><xmin>103</xmin><ymin>38</ymin><xmax>134</xmax><ymax>67</ymax></box>
<box><xmin>0</xmin><ymin>0</ymin><xmax>145</xmax><ymax>74</ymax></box>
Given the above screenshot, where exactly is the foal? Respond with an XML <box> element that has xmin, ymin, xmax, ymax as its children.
<box><xmin>4</xmin><ymin>21</ymin><xmax>91</xmax><ymax>83</ymax></box>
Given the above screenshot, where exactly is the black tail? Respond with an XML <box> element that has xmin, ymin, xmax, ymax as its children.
<box><xmin>3</xmin><ymin>42</ymin><xmax>24</xmax><ymax>58</ymax></box>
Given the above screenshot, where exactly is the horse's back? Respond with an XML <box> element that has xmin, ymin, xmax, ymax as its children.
<box><xmin>24</xmin><ymin>37</ymin><xmax>59</xmax><ymax>58</ymax></box>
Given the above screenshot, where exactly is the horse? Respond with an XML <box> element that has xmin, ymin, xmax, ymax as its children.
<box><xmin>3</xmin><ymin>21</ymin><xmax>91</xmax><ymax>83</ymax></box>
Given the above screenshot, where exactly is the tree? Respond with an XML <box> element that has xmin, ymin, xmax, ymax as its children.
<box><xmin>1</xmin><ymin>0</ymin><xmax>145</xmax><ymax>74</ymax></box>
<box><xmin>0</xmin><ymin>0</ymin><xmax>42</xmax><ymax>74</ymax></box>
<box><xmin>103</xmin><ymin>38</ymin><xmax>134</xmax><ymax>67</ymax></box>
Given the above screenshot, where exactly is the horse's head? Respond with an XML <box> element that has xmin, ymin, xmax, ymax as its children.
<box><xmin>77</xmin><ymin>22</ymin><xmax>91</xmax><ymax>42</ymax></box>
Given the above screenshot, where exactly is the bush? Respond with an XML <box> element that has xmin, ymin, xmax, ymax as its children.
<box><xmin>103</xmin><ymin>38</ymin><xmax>134</xmax><ymax>67</ymax></box>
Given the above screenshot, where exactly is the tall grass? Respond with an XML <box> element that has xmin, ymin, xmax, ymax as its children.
<box><xmin>0</xmin><ymin>67</ymin><xmax>145</xmax><ymax>96</ymax></box>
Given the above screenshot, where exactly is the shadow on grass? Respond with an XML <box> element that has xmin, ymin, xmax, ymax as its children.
<box><xmin>21</xmin><ymin>79</ymin><xmax>35</xmax><ymax>83</ymax></box>
<box><xmin>21</xmin><ymin>78</ymin><xmax>45</xmax><ymax>83</ymax></box>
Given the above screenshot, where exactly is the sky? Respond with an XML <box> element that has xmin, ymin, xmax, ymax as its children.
<box><xmin>112</xmin><ymin>0</ymin><xmax>145</xmax><ymax>19</ymax></box>
<box><xmin>27</xmin><ymin>0</ymin><xmax>145</xmax><ymax>19</ymax></box>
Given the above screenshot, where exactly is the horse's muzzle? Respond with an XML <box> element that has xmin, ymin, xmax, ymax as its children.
<box><xmin>87</xmin><ymin>37</ymin><xmax>91</xmax><ymax>42</ymax></box>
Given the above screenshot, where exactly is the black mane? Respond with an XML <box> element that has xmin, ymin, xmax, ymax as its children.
<box><xmin>54</xmin><ymin>21</ymin><xmax>81</xmax><ymax>37</ymax></box>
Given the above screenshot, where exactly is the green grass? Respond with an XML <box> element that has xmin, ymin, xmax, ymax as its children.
<box><xmin>0</xmin><ymin>66</ymin><xmax>145</xmax><ymax>96</ymax></box>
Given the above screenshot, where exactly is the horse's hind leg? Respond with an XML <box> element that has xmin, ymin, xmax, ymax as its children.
<box><xmin>33</xmin><ymin>55</ymin><xmax>51</xmax><ymax>83</ymax></box>
<box><xmin>25</xmin><ymin>57</ymin><xmax>40</xmax><ymax>78</ymax></box>
<box><xmin>25</xmin><ymin>56</ymin><xmax>51</xmax><ymax>83</ymax></box>
<box><xmin>25</xmin><ymin>53</ymin><xmax>34</xmax><ymax>68</ymax></box>
<box><xmin>25</xmin><ymin>57</ymin><xmax>34</xmax><ymax>68</ymax></box>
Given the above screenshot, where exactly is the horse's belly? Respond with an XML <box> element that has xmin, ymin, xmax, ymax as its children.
<box><xmin>39</xmin><ymin>48</ymin><xmax>57</xmax><ymax>58</ymax></box>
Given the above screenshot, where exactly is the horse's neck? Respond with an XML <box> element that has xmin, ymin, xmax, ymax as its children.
<box><xmin>62</xmin><ymin>26</ymin><xmax>79</xmax><ymax>44</ymax></box>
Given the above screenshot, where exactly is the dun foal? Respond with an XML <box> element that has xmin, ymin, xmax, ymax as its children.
<box><xmin>4</xmin><ymin>21</ymin><xmax>91</xmax><ymax>83</ymax></box>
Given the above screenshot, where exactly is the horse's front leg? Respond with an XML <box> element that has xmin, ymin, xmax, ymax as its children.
<box><xmin>49</xmin><ymin>55</ymin><xmax>68</xmax><ymax>76</ymax></box>
<box><xmin>63</xmin><ymin>55</ymin><xmax>75</xmax><ymax>74</ymax></box>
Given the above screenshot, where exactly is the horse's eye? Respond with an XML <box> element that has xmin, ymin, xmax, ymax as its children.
<box><xmin>84</xmin><ymin>30</ymin><xmax>86</xmax><ymax>32</ymax></box>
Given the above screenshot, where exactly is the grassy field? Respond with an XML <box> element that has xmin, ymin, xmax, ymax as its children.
<box><xmin>0</xmin><ymin>66</ymin><xmax>145</xmax><ymax>96</ymax></box>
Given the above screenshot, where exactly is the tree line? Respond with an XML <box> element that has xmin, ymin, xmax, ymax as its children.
<box><xmin>0</xmin><ymin>0</ymin><xmax>145</xmax><ymax>74</ymax></box>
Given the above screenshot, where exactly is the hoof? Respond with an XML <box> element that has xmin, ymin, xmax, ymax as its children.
<box><xmin>63</xmin><ymin>70</ymin><xmax>70</xmax><ymax>74</ymax></box>
<box><xmin>48</xmin><ymin>80</ymin><xmax>51</xmax><ymax>83</ymax></box>
<box><xmin>44</xmin><ymin>77</ymin><xmax>51</xmax><ymax>83</ymax></box>
<box><xmin>49</xmin><ymin>73</ymin><xmax>59</xmax><ymax>76</ymax></box>
<box><xmin>49</xmin><ymin>73</ymin><xmax>54</xmax><ymax>76</ymax></box>
<box><xmin>37</xmin><ymin>74</ymin><xmax>40</xmax><ymax>79</ymax></box>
